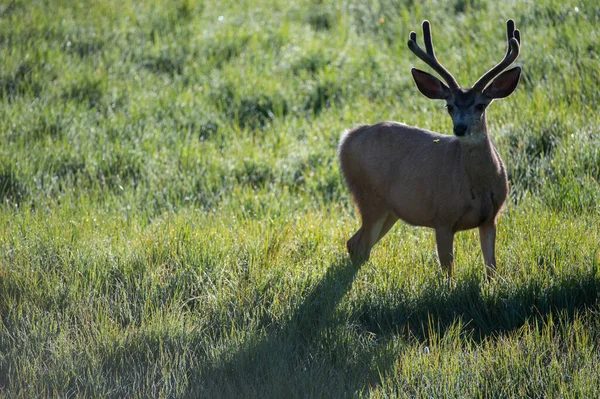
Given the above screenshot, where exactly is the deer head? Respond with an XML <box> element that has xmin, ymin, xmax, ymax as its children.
<box><xmin>408</xmin><ymin>20</ymin><xmax>522</xmax><ymax>139</ymax></box>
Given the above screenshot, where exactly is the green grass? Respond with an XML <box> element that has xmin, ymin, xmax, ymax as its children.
<box><xmin>0</xmin><ymin>0</ymin><xmax>599</xmax><ymax>397</ymax></box>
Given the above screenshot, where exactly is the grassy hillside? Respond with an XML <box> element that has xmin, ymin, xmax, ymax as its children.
<box><xmin>0</xmin><ymin>0</ymin><xmax>599</xmax><ymax>397</ymax></box>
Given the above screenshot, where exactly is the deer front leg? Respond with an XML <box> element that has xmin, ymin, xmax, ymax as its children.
<box><xmin>435</xmin><ymin>227</ymin><xmax>455</xmax><ymax>282</ymax></box>
<box><xmin>478</xmin><ymin>222</ymin><xmax>497</xmax><ymax>280</ymax></box>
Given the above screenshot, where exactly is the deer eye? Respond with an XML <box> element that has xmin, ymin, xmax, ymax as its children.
<box><xmin>446</xmin><ymin>104</ymin><xmax>454</xmax><ymax>113</ymax></box>
<box><xmin>475</xmin><ymin>104</ymin><xmax>486</xmax><ymax>112</ymax></box>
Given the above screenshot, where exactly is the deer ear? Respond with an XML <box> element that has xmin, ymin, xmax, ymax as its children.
<box><xmin>411</xmin><ymin>68</ymin><xmax>451</xmax><ymax>100</ymax></box>
<box><xmin>483</xmin><ymin>67</ymin><xmax>521</xmax><ymax>99</ymax></box>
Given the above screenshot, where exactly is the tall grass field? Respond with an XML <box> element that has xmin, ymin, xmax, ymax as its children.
<box><xmin>1</xmin><ymin>0</ymin><xmax>599</xmax><ymax>397</ymax></box>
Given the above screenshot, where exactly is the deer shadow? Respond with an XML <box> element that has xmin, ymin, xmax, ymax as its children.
<box><xmin>188</xmin><ymin>258</ymin><xmax>600</xmax><ymax>398</ymax></box>
<box><xmin>188</xmin><ymin>257</ymin><xmax>388</xmax><ymax>398</ymax></box>
<box><xmin>353</xmin><ymin>266</ymin><xmax>600</xmax><ymax>341</ymax></box>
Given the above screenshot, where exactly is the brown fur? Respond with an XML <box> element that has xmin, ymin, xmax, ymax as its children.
<box><xmin>338</xmin><ymin>20</ymin><xmax>521</xmax><ymax>280</ymax></box>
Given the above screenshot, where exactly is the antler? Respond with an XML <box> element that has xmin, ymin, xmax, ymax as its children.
<box><xmin>472</xmin><ymin>19</ymin><xmax>521</xmax><ymax>91</ymax></box>
<box><xmin>408</xmin><ymin>20</ymin><xmax>460</xmax><ymax>90</ymax></box>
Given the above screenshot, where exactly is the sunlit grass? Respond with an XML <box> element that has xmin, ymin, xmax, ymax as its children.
<box><xmin>0</xmin><ymin>0</ymin><xmax>599</xmax><ymax>397</ymax></box>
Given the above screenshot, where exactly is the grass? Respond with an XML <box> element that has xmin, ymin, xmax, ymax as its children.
<box><xmin>0</xmin><ymin>0</ymin><xmax>599</xmax><ymax>397</ymax></box>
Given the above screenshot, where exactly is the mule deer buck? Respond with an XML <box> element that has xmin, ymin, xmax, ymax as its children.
<box><xmin>339</xmin><ymin>20</ymin><xmax>522</xmax><ymax>280</ymax></box>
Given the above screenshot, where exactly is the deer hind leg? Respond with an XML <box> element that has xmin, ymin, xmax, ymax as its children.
<box><xmin>347</xmin><ymin>202</ymin><xmax>392</xmax><ymax>264</ymax></box>
<box><xmin>377</xmin><ymin>212</ymin><xmax>399</xmax><ymax>243</ymax></box>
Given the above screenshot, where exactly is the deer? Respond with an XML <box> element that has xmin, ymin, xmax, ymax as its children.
<box><xmin>338</xmin><ymin>19</ymin><xmax>522</xmax><ymax>281</ymax></box>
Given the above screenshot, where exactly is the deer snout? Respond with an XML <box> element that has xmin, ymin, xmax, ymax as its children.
<box><xmin>453</xmin><ymin>124</ymin><xmax>468</xmax><ymax>136</ymax></box>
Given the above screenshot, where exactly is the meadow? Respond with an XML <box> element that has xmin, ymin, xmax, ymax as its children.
<box><xmin>0</xmin><ymin>0</ymin><xmax>599</xmax><ymax>397</ymax></box>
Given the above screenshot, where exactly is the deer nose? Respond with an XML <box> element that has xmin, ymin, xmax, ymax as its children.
<box><xmin>454</xmin><ymin>124</ymin><xmax>468</xmax><ymax>136</ymax></box>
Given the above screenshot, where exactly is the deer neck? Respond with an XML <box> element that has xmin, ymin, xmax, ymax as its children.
<box><xmin>459</xmin><ymin>120</ymin><xmax>504</xmax><ymax>191</ymax></box>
